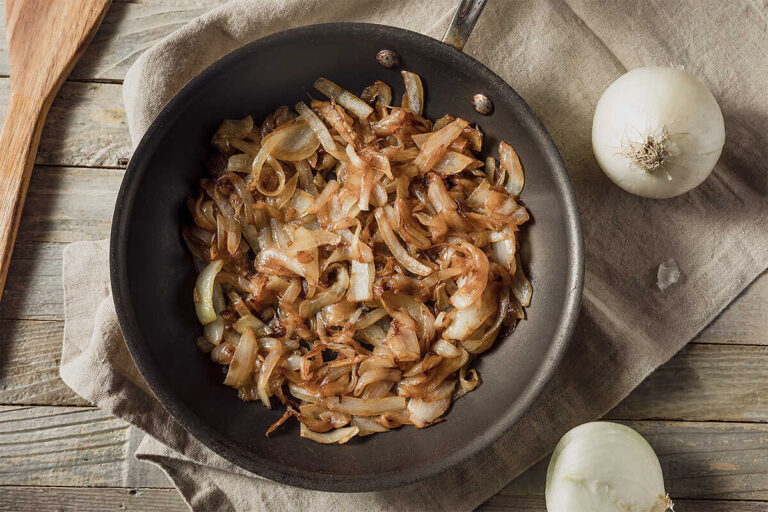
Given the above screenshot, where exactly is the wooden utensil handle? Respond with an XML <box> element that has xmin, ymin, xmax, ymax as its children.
<box><xmin>0</xmin><ymin>92</ymin><xmax>46</xmax><ymax>299</ymax></box>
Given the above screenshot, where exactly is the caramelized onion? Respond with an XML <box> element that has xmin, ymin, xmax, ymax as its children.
<box><xmin>314</xmin><ymin>78</ymin><xmax>373</xmax><ymax>119</ymax></box>
<box><xmin>499</xmin><ymin>141</ymin><xmax>524</xmax><ymax>196</ymax></box>
<box><xmin>223</xmin><ymin>328</ymin><xmax>258</xmax><ymax>388</ymax></box>
<box><xmin>194</xmin><ymin>260</ymin><xmax>223</xmax><ymax>325</ymax></box>
<box><xmin>187</xmin><ymin>71</ymin><xmax>531</xmax><ymax>443</ymax></box>
<box><xmin>401</xmin><ymin>71</ymin><xmax>424</xmax><ymax>116</ymax></box>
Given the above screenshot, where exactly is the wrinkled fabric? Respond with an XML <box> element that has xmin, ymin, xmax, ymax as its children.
<box><xmin>62</xmin><ymin>1</ymin><xmax>768</xmax><ymax>510</ymax></box>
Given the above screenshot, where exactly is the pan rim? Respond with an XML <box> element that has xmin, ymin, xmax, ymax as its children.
<box><xmin>110</xmin><ymin>21</ymin><xmax>584</xmax><ymax>493</ymax></box>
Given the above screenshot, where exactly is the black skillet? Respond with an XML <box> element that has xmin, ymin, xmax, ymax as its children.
<box><xmin>110</xmin><ymin>0</ymin><xmax>584</xmax><ymax>493</ymax></box>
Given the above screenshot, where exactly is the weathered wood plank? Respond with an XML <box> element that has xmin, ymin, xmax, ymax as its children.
<box><xmin>0</xmin><ymin>0</ymin><xmax>222</xmax><ymax>81</ymax></box>
<box><xmin>478</xmin><ymin>495</ymin><xmax>768</xmax><ymax>512</ymax></box>
<box><xmin>0</xmin><ymin>486</ymin><xmax>187</xmax><ymax>512</ymax></box>
<box><xmin>0</xmin><ymin>408</ymin><xmax>765</xmax><ymax>500</ymax></box>
<box><xmin>0</xmin><ymin>487</ymin><xmax>761</xmax><ymax>512</ymax></box>
<box><xmin>15</xmin><ymin>166</ymin><xmax>124</xmax><ymax>244</ymax></box>
<box><xmin>695</xmin><ymin>272</ymin><xmax>768</xmax><ymax>345</ymax></box>
<box><xmin>0</xmin><ymin>319</ymin><xmax>86</xmax><ymax>406</ymax></box>
<box><xmin>0</xmin><ymin>80</ymin><xmax>130</xmax><ymax>168</ymax></box>
<box><xmin>0</xmin><ymin>165</ymin><xmax>122</xmax><ymax>321</ymax></box>
<box><xmin>607</xmin><ymin>344</ymin><xmax>768</xmax><ymax>422</ymax></box>
<box><xmin>0</xmin><ymin>243</ymin><xmax>65</xmax><ymax>321</ymax></box>
<box><xmin>0</xmin><ymin>405</ymin><xmax>129</xmax><ymax>486</ymax></box>
<box><xmin>502</xmin><ymin>421</ymin><xmax>768</xmax><ymax>500</ymax></box>
<box><xmin>0</xmin><ymin>406</ymin><xmax>169</xmax><ymax>488</ymax></box>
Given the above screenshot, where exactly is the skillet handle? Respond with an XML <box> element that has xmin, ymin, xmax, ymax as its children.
<box><xmin>442</xmin><ymin>0</ymin><xmax>488</xmax><ymax>51</ymax></box>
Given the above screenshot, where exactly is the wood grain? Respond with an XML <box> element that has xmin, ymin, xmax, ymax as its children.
<box><xmin>607</xmin><ymin>344</ymin><xmax>768</xmax><ymax>422</ymax></box>
<box><xmin>0</xmin><ymin>1</ymin><xmax>224</xmax><ymax>82</ymax></box>
<box><xmin>0</xmin><ymin>165</ymin><xmax>122</xmax><ymax>321</ymax></box>
<box><xmin>0</xmin><ymin>405</ymin><xmax>129</xmax><ymax>486</ymax></box>
<box><xmin>0</xmin><ymin>486</ymin><xmax>188</xmax><ymax>512</ymax></box>
<box><xmin>0</xmin><ymin>487</ymin><xmax>760</xmax><ymax>512</ymax></box>
<box><xmin>0</xmin><ymin>0</ymin><xmax>110</xmax><ymax>300</ymax></box>
<box><xmin>2</xmin><ymin>315</ymin><xmax>767</xmax><ymax>427</ymax></box>
<box><xmin>0</xmin><ymin>243</ymin><xmax>66</xmax><ymax>321</ymax></box>
<box><xmin>0</xmin><ymin>409</ymin><xmax>764</xmax><ymax>499</ymax></box>
<box><xmin>0</xmin><ymin>319</ymin><xmax>86</xmax><ymax>406</ymax></box>
<box><xmin>15</xmin><ymin>166</ymin><xmax>124</xmax><ymax>244</ymax></box>
<box><xmin>0</xmin><ymin>80</ymin><xmax>131</xmax><ymax>168</ymax></box>
<box><xmin>0</xmin><ymin>405</ymin><xmax>167</xmax><ymax>488</ymax></box>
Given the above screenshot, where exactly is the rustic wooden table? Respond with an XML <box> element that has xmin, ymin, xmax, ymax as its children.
<box><xmin>0</xmin><ymin>1</ymin><xmax>765</xmax><ymax>510</ymax></box>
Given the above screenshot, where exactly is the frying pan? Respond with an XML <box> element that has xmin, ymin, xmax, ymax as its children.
<box><xmin>110</xmin><ymin>0</ymin><xmax>583</xmax><ymax>493</ymax></box>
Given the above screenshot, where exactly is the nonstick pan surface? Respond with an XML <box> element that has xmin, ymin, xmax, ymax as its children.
<box><xmin>111</xmin><ymin>23</ymin><xmax>583</xmax><ymax>492</ymax></box>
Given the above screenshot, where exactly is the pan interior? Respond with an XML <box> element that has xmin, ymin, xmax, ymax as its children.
<box><xmin>113</xmin><ymin>24</ymin><xmax>581</xmax><ymax>492</ymax></box>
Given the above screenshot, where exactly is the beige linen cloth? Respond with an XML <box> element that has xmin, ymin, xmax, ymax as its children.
<box><xmin>60</xmin><ymin>1</ymin><xmax>768</xmax><ymax>510</ymax></box>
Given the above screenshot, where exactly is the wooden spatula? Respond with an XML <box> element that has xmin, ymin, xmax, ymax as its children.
<box><xmin>0</xmin><ymin>0</ymin><xmax>110</xmax><ymax>301</ymax></box>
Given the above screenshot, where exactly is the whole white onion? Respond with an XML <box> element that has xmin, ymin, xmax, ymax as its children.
<box><xmin>592</xmin><ymin>67</ymin><xmax>725</xmax><ymax>198</ymax></box>
<box><xmin>545</xmin><ymin>422</ymin><xmax>672</xmax><ymax>512</ymax></box>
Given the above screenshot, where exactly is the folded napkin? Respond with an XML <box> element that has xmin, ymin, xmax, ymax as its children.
<box><xmin>60</xmin><ymin>0</ymin><xmax>768</xmax><ymax>510</ymax></box>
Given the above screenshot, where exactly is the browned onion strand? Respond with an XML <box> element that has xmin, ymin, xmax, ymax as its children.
<box><xmin>186</xmin><ymin>71</ymin><xmax>531</xmax><ymax>444</ymax></box>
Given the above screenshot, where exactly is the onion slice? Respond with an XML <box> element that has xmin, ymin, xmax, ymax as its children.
<box><xmin>512</xmin><ymin>254</ymin><xmax>533</xmax><ymax>307</ymax></box>
<box><xmin>374</xmin><ymin>207</ymin><xmax>432</xmax><ymax>276</ymax></box>
<box><xmin>295</xmin><ymin>101</ymin><xmax>338</xmax><ymax>153</ymax></box>
<box><xmin>449</xmin><ymin>243</ymin><xmax>490</xmax><ymax>309</ymax></box>
<box><xmin>314</xmin><ymin>78</ymin><xmax>373</xmax><ymax>119</ymax></box>
<box><xmin>414</xmin><ymin>119</ymin><xmax>469</xmax><ymax>173</ymax></box>
<box><xmin>326</xmin><ymin>396</ymin><xmax>406</xmax><ymax>416</ymax></box>
<box><xmin>194</xmin><ymin>260</ymin><xmax>224</xmax><ymax>325</ymax></box>
<box><xmin>300</xmin><ymin>424</ymin><xmax>358</xmax><ymax>444</ymax></box>
<box><xmin>401</xmin><ymin>71</ymin><xmax>424</xmax><ymax>115</ymax></box>
<box><xmin>223</xmin><ymin>328</ymin><xmax>258</xmax><ymax>388</ymax></box>
<box><xmin>499</xmin><ymin>141</ymin><xmax>524</xmax><ymax>196</ymax></box>
<box><xmin>408</xmin><ymin>395</ymin><xmax>451</xmax><ymax>428</ymax></box>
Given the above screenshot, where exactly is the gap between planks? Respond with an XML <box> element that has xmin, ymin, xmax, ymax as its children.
<box><xmin>0</xmin><ymin>487</ymin><xmax>765</xmax><ymax>512</ymax></box>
